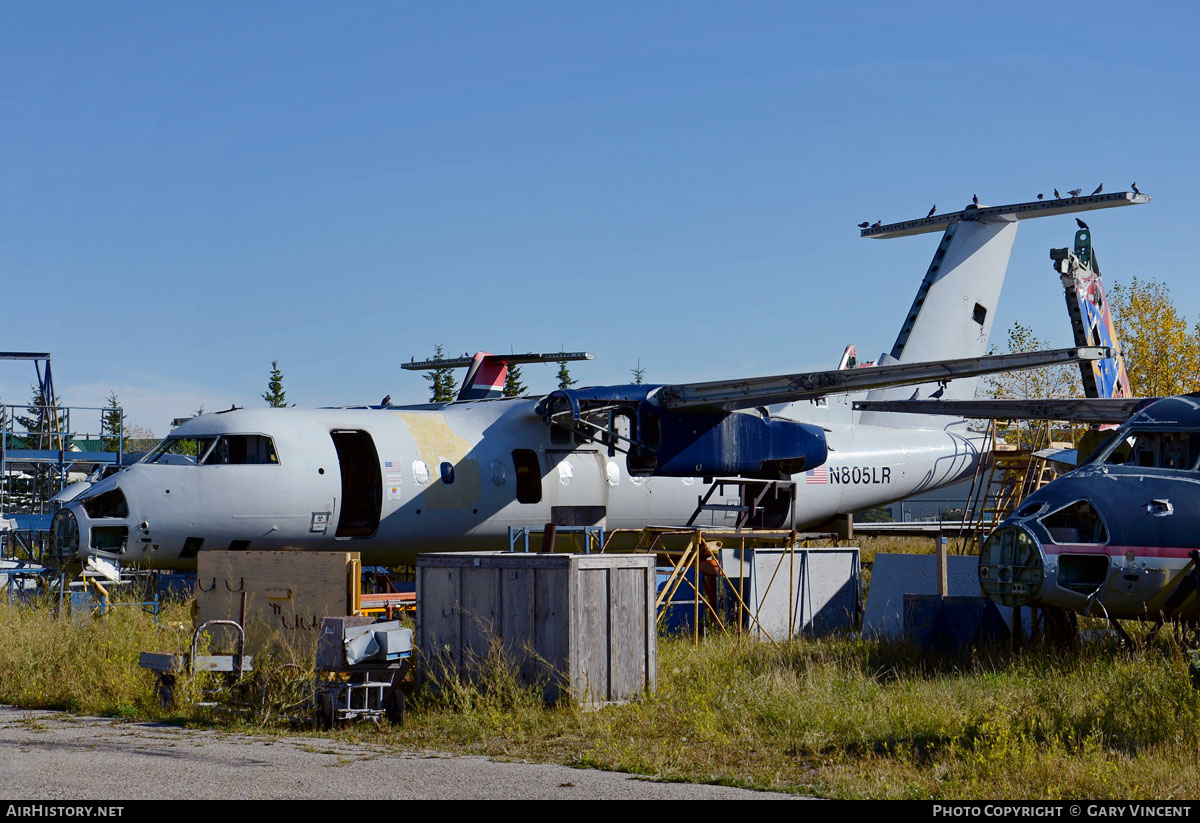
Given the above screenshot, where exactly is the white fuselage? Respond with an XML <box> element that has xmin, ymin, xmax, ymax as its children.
<box><xmin>56</xmin><ymin>395</ymin><xmax>984</xmax><ymax>568</ymax></box>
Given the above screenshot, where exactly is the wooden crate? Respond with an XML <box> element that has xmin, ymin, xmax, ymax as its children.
<box><xmin>196</xmin><ymin>551</ymin><xmax>359</xmax><ymax>654</ymax></box>
<box><xmin>416</xmin><ymin>552</ymin><xmax>656</xmax><ymax>705</ymax></box>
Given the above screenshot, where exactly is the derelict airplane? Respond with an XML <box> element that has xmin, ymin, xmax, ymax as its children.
<box><xmin>857</xmin><ymin>217</ymin><xmax>1200</xmax><ymax>631</ymax></box>
<box><xmin>50</xmin><ymin>192</ymin><xmax>1148</xmax><ymax>569</ymax></box>
<box><xmin>887</xmin><ymin>391</ymin><xmax>1200</xmax><ymax>630</ymax></box>
<box><xmin>978</xmin><ymin>394</ymin><xmax>1200</xmax><ymax>630</ymax></box>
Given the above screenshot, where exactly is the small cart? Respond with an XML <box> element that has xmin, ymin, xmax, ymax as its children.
<box><xmin>139</xmin><ymin>619</ymin><xmax>252</xmax><ymax>708</ymax></box>
<box><xmin>314</xmin><ymin>616</ymin><xmax>412</xmax><ymax>728</ymax></box>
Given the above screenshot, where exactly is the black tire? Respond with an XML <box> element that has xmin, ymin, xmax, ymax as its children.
<box><xmin>316</xmin><ymin>691</ymin><xmax>335</xmax><ymax>730</ymax></box>
<box><xmin>385</xmin><ymin>688</ymin><xmax>406</xmax><ymax>725</ymax></box>
<box><xmin>155</xmin><ymin>674</ymin><xmax>176</xmax><ymax>710</ymax></box>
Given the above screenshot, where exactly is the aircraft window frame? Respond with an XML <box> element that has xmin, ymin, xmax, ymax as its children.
<box><xmin>1094</xmin><ymin>428</ymin><xmax>1200</xmax><ymax>470</ymax></box>
<box><xmin>1037</xmin><ymin>498</ymin><xmax>1109</xmax><ymax>546</ymax></box>
<box><xmin>143</xmin><ymin>436</ymin><xmax>219</xmax><ymax>465</ymax></box>
<box><xmin>200</xmin><ymin>434</ymin><xmax>280</xmax><ymax>466</ymax></box>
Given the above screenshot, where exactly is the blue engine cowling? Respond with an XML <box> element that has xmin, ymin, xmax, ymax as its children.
<box><xmin>634</xmin><ymin>407</ymin><xmax>827</xmax><ymax>478</ymax></box>
<box><xmin>536</xmin><ymin>386</ymin><xmax>829</xmax><ymax>479</ymax></box>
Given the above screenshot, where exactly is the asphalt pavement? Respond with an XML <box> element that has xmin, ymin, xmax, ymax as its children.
<box><xmin>0</xmin><ymin>707</ymin><xmax>798</xmax><ymax>800</ymax></box>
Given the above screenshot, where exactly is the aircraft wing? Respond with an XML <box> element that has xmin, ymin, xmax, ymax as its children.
<box><xmin>850</xmin><ymin>396</ymin><xmax>1150</xmax><ymax>424</ymax></box>
<box><xmin>652</xmin><ymin>346</ymin><xmax>1111</xmax><ymax>412</ymax></box>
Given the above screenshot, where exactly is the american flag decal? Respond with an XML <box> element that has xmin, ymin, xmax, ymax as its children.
<box><xmin>805</xmin><ymin>467</ymin><xmax>828</xmax><ymax>485</ymax></box>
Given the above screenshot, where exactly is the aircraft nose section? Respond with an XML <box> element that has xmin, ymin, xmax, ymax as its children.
<box><xmin>50</xmin><ymin>506</ymin><xmax>80</xmax><ymax>562</ymax></box>
<box><xmin>54</xmin><ymin>480</ymin><xmax>140</xmax><ymax>563</ymax></box>
<box><xmin>978</xmin><ymin>525</ymin><xmax>1045</xmax><ymax>607</ymax></box>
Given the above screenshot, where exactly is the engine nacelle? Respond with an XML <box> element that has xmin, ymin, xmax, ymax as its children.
<box><xmin>536</xmin><ymin>386</ymin><xmax>829</xmax><ymax>479</ymax></box>
<box><xmin>631</xmin><ymin>407</ymin><xmax>828</xmax><ymax>478</ymax></box>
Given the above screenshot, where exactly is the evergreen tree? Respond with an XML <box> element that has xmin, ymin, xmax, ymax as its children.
<box><xmin>556</xmin><ymin>360</ymin><xmax>577</xmax><ymax>390</ymax></box>
<box><xmin>13</xmin><ymin>385</ymin><xmax>66</xmax><ymax>511</ymax></box>
<box><xmin>101</xmin><ymin>391</ymin><xmax>128</xmax><ymax>452</ymax></box>
<box><xmin>424</xmin><ymin>345</ymin><xmax>459</xmax><ymax>403</ymax></box>
<box><xmin>262</xmin><ymin>360</ymin><xmax>288</xmax><ymax>407</ymax></box>
<box><xmin>631</xmin><ymin>358</ymin><xmax>646</xmax><ymax>385</ymax></box>
<box><xmin>15</xmin><ymin>385</ymin><xmax>66</xmax><ymax>449</ymax></box>
<box><xmin>503</xmin><ymin>363</ymin><xmax>527</xmax><ymax>397</ymax></box>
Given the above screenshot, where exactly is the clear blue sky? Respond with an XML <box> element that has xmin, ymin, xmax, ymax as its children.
<box><xmin>2</xmin><ymin>2</ymin><xmax>1195</xmax><ymax>434</ymax></box>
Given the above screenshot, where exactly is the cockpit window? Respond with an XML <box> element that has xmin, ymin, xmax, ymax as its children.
<box><xmin>144</xmin><ymin>436</ymin><xmax>218</xmax><ymax>465</ymax></box>
<box><xmin>201</xmin><ymin>435</ymin><xmax>279</xmax><ymax>465</ymax></box>
<box><xmin>1039</xmin><ymin>500</ymin><xmax>1108</xmax><ymax>545</ymax></box>
<box><xmin>82</xmin><ymin>488</ymin><xmax>128</xmax><ymax>519</ymax></box>
<box><xmin>1097</xmin><ymin>430</ymin><xmax>1200</xmax><ymax>470</ymax></box>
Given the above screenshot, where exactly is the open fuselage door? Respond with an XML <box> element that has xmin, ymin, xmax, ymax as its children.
<box><xmin>331</xmin><ymin>430</ymin><xmax>382</xmax><ymax>537</ymax></box>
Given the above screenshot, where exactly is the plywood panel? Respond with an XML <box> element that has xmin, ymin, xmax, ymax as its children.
<box><xmin>533</xmin><ymin>566</ymin><xmax>569</xmax><ymax>701</ymax></box>
<box><xmin>461</xmin><ymin>566</ymin><xmax>499</xmax><ymax>666</ymax></box>
<box><xmin>610</xmin><ymin>566</ymin><xmax>648</xmax><ymax>698</ymax></box>
<box><xmin>195</xmin><ymin>551</ymin><xmax>355</xmax><ymax>654</ymax></box>
<box><xmin>499</xmin><ymin>568</ymin><xmax>536</xmax><ymax>683</ymax></box>
<box><xmin>417</xmin><ymin>565</ymin><xmax>464</xmax><ymax>673</ymax></box>
<box><xmin>573</xmin><ymin>567</ymin><xmax>609</xmax><ymax>704</ymax></box>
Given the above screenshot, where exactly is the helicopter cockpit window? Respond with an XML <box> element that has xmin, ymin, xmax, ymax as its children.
<box><xmin>1099</xmin><ymin>430</ymin><xmax>1200</xmax><ymax>470</ymax></box>
<box><xmin>145</xmin><ymin>436</ymin><xmax>218</xmax><ymax>465</ymax></box>
<box><xmin>1039</xmin><ymin>500</ymin><xmax>1108</xmax><ymax>545</ymax></box>
<box><xmin>201</xmin><ymin>435</ymin><xmax>280</xmax><ymax>465</ymax></box>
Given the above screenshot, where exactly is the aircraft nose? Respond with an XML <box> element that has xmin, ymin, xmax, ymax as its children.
<box><xmin>53</xmin><ymin>481</ymin><xmax>137</xmax><ymax>562</ymax></box>
<box><xmin>50</xmin><ymin>506</ymin><xmax>80</xmax><ymax>561</ymax></box>
<box><xmin>978</xmin><ymin>525</ymin><xmax>1045</xmax><ymax>607</ymax></box>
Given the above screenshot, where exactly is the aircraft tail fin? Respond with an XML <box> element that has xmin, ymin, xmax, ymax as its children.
<box><xmin>460</xmin><ymin>352</ymin><xmax>508</xmax><ymax>401</ymax></box>
<box><xmin>856</xmin><ymin>192</ymin><xmax>1148</xmax><ymax>426</ymax></box>
<box><xmin>1055</xmin><ymin>229</ymin><xmax>1132</xmax><ymax>400</ymax></box>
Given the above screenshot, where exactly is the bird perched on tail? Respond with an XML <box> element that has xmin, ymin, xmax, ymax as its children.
<box><xmin>1091</xmin><ymin>183</ymin><xmax>1103</xmax><ymax>195</ymax></box>
<box><xmin>972</xmin><ymin>193</ymin><xmax>979</xmax><ymax>206</ymax></box>
<box><xmin>1131</xmin><ymin>182</ymin><xmax>1141</xmax><ymax>195</ymax></box>
<box><xmin>858</xmin><ymin>221</ymin><xmax>869</xmax><ymax>228</ymax></box>
<box><xmin>927</xmin><ymin>205</ymin><xmax>936</xmax><ymax>218</ymax></box>
<box><xmin>1076</xmin><ymin>218</ymin><xmax>1089</xmax><ymax>230</ymax></box>
<box><xmin>1068</xmin><ymin>188</ymin><xmax>1082</xmax><ymax>197</ymax></box>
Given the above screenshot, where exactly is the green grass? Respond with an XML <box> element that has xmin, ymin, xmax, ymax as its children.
<box><xmin>389</xmin><ymin>633</ymin><xmax>1200</xmax><ymax>799</ymax></box>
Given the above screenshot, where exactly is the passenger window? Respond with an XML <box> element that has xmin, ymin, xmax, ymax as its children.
<box><xmin>512</xmin><ymin>449</ymin><xmax>542</xmax><ymax>504</ymax></box>
<box><xmin>202</xmin><ymin>435</ymin><xmax>280</xmax><ymax>465</ymax></box>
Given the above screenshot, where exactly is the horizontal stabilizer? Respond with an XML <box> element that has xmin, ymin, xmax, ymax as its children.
<box><xmin>1033</xmin><ymin>447</ymin><xmax>1078</xmax><ymax>467</ymax></box>
<box><xmin>654</xmin><ymin>347</ymin><xmax>1111</xmax><ymax>412</ymax></box>
<box><xmin>402</xmin><ymin>351</ymin><xmax>593</xmax><ymax>371</ymax></box>
<box><xmin>862</xmin><ymin>192</ymin><xmax>1150</xmax><ymax>240</ymax></box>
<box><xmin>851</xmin><ymin>397</ymin><xmax>1149</xmax><ymax>424</ymax></box>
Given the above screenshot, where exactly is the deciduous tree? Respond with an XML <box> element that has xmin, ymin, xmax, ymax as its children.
<box><xmin>982</xmin><ymin>322</ymin><xmax>1081</xmax><ymax>447</ymax></box>
<box><xmin>1109</xmin><ymin>277</ymin><xmax>1200</xmax><ymax>396</ymax></box>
